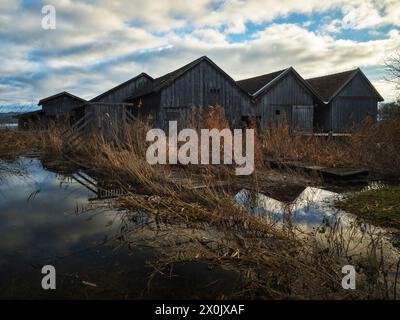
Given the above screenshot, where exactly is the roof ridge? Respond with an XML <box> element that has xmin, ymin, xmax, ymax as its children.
<box><xmin>236</xmin><ymin>68</ymin><xmax>290</xmax><ymax>95</ymax></box>
<box><xmin>306</xmin><ymin>68</ymin><xmax>358</xmax><ymax>81</ymax></box>
<box><xmin>38</xmin><ymin>91</ymin><xmax>86</xmax><ymax>105</ymax></box>
<box><xmin>90</xmin><ymin>72</ymin><xmax>153</xmax><ymax>101</ymax></box>
<box><xmin>236</xmin><ymin>68</ymin><xmax>289</xmax><ymax>83</ymax></box>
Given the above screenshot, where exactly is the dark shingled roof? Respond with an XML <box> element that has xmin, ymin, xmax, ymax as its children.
<box><xmin>306</xmin><ymin>69</ymin><xmax>358</xmax><ymax>102</ymax></box>
<box><xmin>38</xmin><ymin>91</ymin><xmax>86</xmax><ymax>105</ymax></box>
<box><xmin>236</xmin><ymin>69</ymin><xmax>288</xmax><ymax>95</ymax></box>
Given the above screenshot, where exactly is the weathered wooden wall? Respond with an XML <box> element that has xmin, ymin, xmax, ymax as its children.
<box><xmin>331</xmin><ymin>98</ymin><xmax>377</xmax><ymax>132</ymax></box>
<box><xmin>93</xmin><ymin>75</ymin><xmax>152</xmax><ymax>103</ymax></box>
<box><xmin>158</xmin><ymin>60</ymin><xmax>252</xmax><ymax>129</ymax></box>
<box><xmin>67</xmin><ymin>103</ymin><xmax>135</xmax><ymax>146</ymax></box>
<box><xmin>255</xmin><ymin>72</ymin><xmax>314</xmax><ymax>132</ymax></box>
<box><xmin>314</xmin><ymin>73</ymin><xmax>379</xmax><ymax>133</ymax></box>
<box><xmin>331</xmin><ymin>73</ymin><xmax>378</xmax><ymax>132</ymax></box>
<box><xmin>42</xmin><ymin>96</ymin><xmax>83</xmax><ymax>117</ymax></box>
<box><xmin>130</xmin><ymin>93</ymin><xmax>161</xmax><ymax>126</ymax></box>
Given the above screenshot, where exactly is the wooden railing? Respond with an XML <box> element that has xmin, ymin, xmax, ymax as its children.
<box><xmin>63</xmin><ymin>103</ymin><xmax>138</xmax><ymax>151</ymax></box>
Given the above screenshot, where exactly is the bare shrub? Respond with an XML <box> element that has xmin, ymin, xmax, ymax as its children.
<box><xmin>350</xmin><ymin>117</ymin><xmax>400</xmax><ymax>175</ymax></box>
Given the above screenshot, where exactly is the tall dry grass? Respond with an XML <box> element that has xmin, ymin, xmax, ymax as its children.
<box><xmin>262</xmin><ymin>117</ymin><xmax>400</xmax><ymax>176</ymax></box>
<box><xmin>262</xmin><ymin>123</ymin><xmax>352</xmax><ymax>167</ymax></box>
<box><xmin>0</xmin><ymin>128</ymin><xmax>42</xmax><ymax>159</ymax></box>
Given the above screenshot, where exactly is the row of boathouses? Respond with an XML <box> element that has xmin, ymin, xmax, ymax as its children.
<box><xmin>16</xmin><ymin>56</ymin><xmax>383</xmax><ymax>133</ymax></box>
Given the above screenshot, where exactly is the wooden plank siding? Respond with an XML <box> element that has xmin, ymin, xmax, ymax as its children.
<box><xmin>309</xmin><ymin>70</ymin><xmax>381</xmax><ymax>133</ymax></box>
<box><xmin>316</xmin><ymin>73</ymin><xmax>379</xmax><ymax>133</ymax></box>
<box><xmin>332</xmin><ymin>73</ymin><xmax>378</xmax><ymax>132</ymax></box>
<box><xmin>158</xmin><ymin>60</ymin><xmax>251</xmax><ymax>129</ymax></box>
<box><xmin>93</xmin><ymin>74</ymin><xmax>152</xmax><ymax>103</ymax></box>
<box><xmin>67</xmin><ymin>103</ymin><xmax>136</xmax><ymax>145</ymax></box>
<box><xmin>42</xmin><ymin>96</ymin><xmax>84</xmax><ymax>117</ymax></box>
<box><xmin>331</xmin><ymin>97</ymin><xmax>377</xmax><ymax>132</ymax></box>
<box><xmin>255</xmin><ymin>72</ymin><xmax>314</xmax><ymax>132</ymax></box>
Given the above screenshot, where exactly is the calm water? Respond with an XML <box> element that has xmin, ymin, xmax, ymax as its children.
<box><xmin>0</xmin><ymin>157</ymin><xmax>240</xmax><ymax>299</ymax></box>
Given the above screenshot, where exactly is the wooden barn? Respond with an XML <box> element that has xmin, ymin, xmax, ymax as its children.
<box><xmin>306</xmin><ymin>68</ymin><xmax>384</xmax><ymax>133</ymax></box>
<box><xmin>237</xmin><ymin>67</ymin><xmax>319</xmax><ymax>133</ymax></box>
<box><xmin>31</xmin><ymin>56</ymin><xmax>384</xmax><ymax>139</ymax></box>
<box><xmin>124</xmin><ymin>56</ymin><xmax>251</xmax><ymax>129</ymax></box>
<box><xmin>67</xmin><ymin>72</ymin><xmax>153</xmax><ymax>139</ymax></box>
<box><xmin>16</xmin><ymin>91</ymin><xmax>86</xmax><ymax>129</ymax></box>
<box><xmin>39</xmin><ymin>91</ymin><xmax>86</xmax><ymax>120</ymax></box>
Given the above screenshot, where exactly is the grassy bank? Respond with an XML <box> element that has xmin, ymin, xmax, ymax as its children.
<box><xmin>338</xmin><ymin>187</ymin><xmax>400</xmax><ymax>230</ymax></box>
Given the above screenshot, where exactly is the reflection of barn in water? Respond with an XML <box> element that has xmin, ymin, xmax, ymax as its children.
<box><xmin>40</xmin><ymin>158</ymin><xmax>126</xmax><ymax>201</ymax></box>
<box><xmin>63</xmin><ymin>171</ymin><xmax>126</xmax><ymax>201</ymax></box>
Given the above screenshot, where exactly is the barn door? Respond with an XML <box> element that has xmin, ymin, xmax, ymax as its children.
<box><xmin>292</xmin><ymin>105</ymin><xmax>313</xmax><ymax>133</ymax></box>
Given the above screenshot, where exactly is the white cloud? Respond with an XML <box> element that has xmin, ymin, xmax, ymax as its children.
<box><xmin>373</xmin><ymin>79</ymin><xmax>398</xmax><ymax>102</ymax></box>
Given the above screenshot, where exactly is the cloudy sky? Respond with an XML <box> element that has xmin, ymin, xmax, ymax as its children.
<box><xmin>1</xmin><ymin>0</ymin><xmax>399</xmax><ymax>111</ymax></box>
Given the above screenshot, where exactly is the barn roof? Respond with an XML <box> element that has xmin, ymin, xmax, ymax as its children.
<box><xmin>90</xmin><ymin>72</ymin><xmax>153</xmax><ymax>102</ymax></box>
<box><xmin>38</xmin><ymin>91</ymin><xmax>86</xmax><ymax>105</ymax></box>
<box><xmin>125</xmin><ymin>56</ymin><xmax>250</xmax><ymax>101</ymax></box>
<box><xmin>236</xmin><ymin>67</ymin><xmax>322</xmax><ymax>99</ymax></box>
<box><xmin>236</xmin><ymin>69</ymin><xmax>288</xmax><ymax>95</ymax></box>
<box><xmin>306</xmin><ymin>68</ymin><xmax>384</xmax><ymax>102</ymax></box>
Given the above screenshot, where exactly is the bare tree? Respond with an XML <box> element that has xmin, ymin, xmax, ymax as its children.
<box><xmin>380</xmin><ymin>52</ymin><xmax>400</xmax><ymax>120</ymax></box>
<box><xmin>384</xmin><ymin>51</ymin><xmax>400</xmax><ymax>94</ymax></box>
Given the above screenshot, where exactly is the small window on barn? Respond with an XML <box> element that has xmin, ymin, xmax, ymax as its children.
<box><xmin>275</xmin><ymin>110</ymin><xmax>281</xmax><ymax>115</ymax></box>
<box><xmin>210</xmin><ymin>88</ymin><xmax>220</xmax><ymax>94</ymax></box>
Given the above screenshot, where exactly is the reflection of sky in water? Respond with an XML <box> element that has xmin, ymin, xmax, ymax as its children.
<box><xmin>0</xmin><ymin>157</ymin><xmax>122</xmax><ymax>271</ymax></box>
<box><xmin>0</xmin><ymin>157</ymin><xmax>241</xmax><ymax>299</ymax></box>
<box><xmin>234</xmin><ymin>187</ymin><xmax>400</xmax><ymax>259</ymax></box>
<box><xmin>235</xmin><ymin>187</ymin><xmax>351</xmax><ymax>227</ymax></box>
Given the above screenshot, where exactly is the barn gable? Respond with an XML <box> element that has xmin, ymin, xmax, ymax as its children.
<box><xmin>306</xmin><ymin>69</ymin><xmax>383</xmax><ymax>132</ymax></box>
<box><xmin>336</xmin><ymin>71</ymin><xmax>384</xmax><ymax>100</ymax></box>
<box><xmin>306</xmin><ymin>69</ymin><xmax>383</xmax><ymax>103</ymax></box>
<box><xmin>91</xmin><ymin>72</ymin><xmax>153</xmax><ymax>103</ymax></box>
<box><xmin>126</xmin><ymin>56</ymin><xmax>251</xmax><ymax>127</ymax></box>
<box><xmin>159</xmin><ymin>58</ymin><xmax>251</xmax><ymax>122</ymax></box>
<box><xmin>236</xmin><ymin>69</ymin><xmax>287</xmax><ymax>95</ymax></box>
<box><xmin>237</xmin><ymin>67</ymin><xmax>320</xmax><ymax>100</ymax></box>
<box><xmin>237</xmin><ymin>68</ymin><xmax>316</xmax><ymax>132</ymax></box>
<box><xmin>39</xmin><ymin>91</ymin><xmax>86</xmax><ymax>117</ymax></box>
